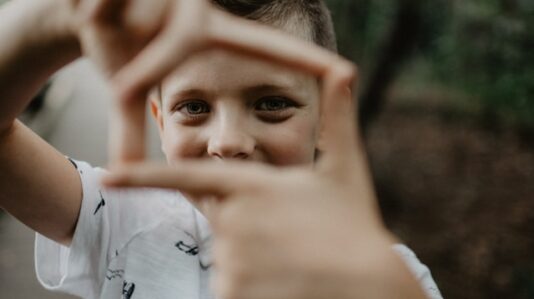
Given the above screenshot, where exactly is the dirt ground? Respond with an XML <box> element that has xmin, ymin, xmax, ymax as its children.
<box><xmin>367</xmin><ymin>87</ymin><xmax>534</xmax><ymax>299</ymax></box>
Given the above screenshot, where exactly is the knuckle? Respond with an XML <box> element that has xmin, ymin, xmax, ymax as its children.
<box><xmin>347</xmin><ymin>62</ymin><xmax>359</xmax><ymax>81</ymax></box>
<box><xmin>333</xmin><ymin>59</ymin><xmax>358</xmax><ymax>83</ymax></box>
<box><xmin>323</xmin><ymin>58</ymin><xmax>359</xmax><ymax>93</ymax></box>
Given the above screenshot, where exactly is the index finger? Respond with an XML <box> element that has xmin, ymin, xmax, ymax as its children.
<box><xmin>103</xmin><ymin>161</ymin><xmax>273</xmax><ymax>197</ymax></box>
<box><xmin>114</xmin><ymin>7</ymin><xmax>343</xmax><ymax>102</ymax></box>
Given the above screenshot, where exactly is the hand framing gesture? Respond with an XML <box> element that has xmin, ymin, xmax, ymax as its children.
<box><xmin>79</xmin><ymin>0</ymin><xmax>429</xmax><ymax>298</ymax></box>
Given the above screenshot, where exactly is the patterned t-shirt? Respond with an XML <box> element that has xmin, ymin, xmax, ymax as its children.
<box><xmin>35</xmin><ymin>159</ymin><xmax>443</xmax><ymax>299</ymax></box>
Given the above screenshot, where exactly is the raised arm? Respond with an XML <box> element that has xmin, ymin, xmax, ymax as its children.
<box><xmin>0</xmin><ymin>0</ymin><xmax>82</xmax><ymax>245</ymax></box>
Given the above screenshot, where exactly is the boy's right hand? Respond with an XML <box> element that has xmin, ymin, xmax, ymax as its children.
<box><xmin>0</xmin><ymin>0</ymin><xmax>82</xmax><ymax>131</ymax></box>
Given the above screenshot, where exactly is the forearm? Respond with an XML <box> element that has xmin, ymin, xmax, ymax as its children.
<box><xmin>0</xmin><ymin>0</ymin><xmax>80</xmax><ymax>132</ymax></box>
<box><xmin>0</xmin><ymin>120</ymin><xmax>82</xmax><ymax>245</ymax></box>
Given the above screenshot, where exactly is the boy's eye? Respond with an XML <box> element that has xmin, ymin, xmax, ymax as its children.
<box><xmin>255</xmin><ymin>96</ymin><xmax>295</xmax><ymax>111</ymax></box>
<box><xmin>177</xmin><ymin>100</ymin><xmax>210</xmax><ymax>115</ymax></box>
<box><xmin>254</xmin><ymin>96</ymin><xmax>298</xmax><ymax>123</ymax></box>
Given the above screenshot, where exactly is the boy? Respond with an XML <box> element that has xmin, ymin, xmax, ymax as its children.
<box><xmin>0</xmin><ymin>0</ymin><xmax>442</xmax><ymax>298</ymax></box>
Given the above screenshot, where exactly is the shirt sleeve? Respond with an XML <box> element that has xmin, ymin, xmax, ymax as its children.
<box><xmin>393</xmin><ymin>244</ymin><xmax>444</xmax><ymax>299</ymax></box>
<box><xmin>34</xmin><ymin>159</ymin><xmax>173</xmax><ymax>298</ymax></box>
<box><xmin>34</xmin><ymin>159</ymin><xmax>112</xmax><ymax>298</ymax></box>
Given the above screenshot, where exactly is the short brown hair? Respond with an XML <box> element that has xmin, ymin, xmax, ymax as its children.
<box><xmin>211</xmin><ymin>0</ymin><xmax>338</xmax><ymax>52</ymax></box>
<box><xmin>157</xmin><ymin>1</ymin><xmax>337</xmax><ymax>102</ymax></box>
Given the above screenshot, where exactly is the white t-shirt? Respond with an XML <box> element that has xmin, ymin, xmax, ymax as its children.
<box><xmin>35</xmin><ymin>160</ymin><xmax>443</xmax><ymax>299</ymax></box>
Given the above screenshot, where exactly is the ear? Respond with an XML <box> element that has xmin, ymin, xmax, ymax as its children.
<box><xmin>150</xmin><ymin>97</ymin><xmax>164</xmax><ymax>133</ymax></box>
<box><xmin>150</xmin><ymin>97</ymin><xmax>169</xmax><ymax>157</ymax></box>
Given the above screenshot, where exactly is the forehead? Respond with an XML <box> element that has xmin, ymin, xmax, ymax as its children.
<box><xmin>161</xmin><ymin>49</ymin><xmax>319</xmax><ymax>101</ymax></box>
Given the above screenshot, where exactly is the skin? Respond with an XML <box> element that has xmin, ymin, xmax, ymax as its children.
<box><xmin>150</xmin><ymin>49</ymin><xmax>322</xmax><ymax>210</ymax></box>
<box><xmin>153</xmin><ymin>49</ymin><xmax>320</xmax><ymax>167</ymax></box>
<box><xmin>0</xmin><ymin>0</ymin><xmax>428</xmax><ymax>298</ymax></box>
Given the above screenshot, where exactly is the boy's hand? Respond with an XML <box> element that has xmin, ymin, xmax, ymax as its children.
<box><xmin>0</xmin><ymin>0</ymin><xmax>82</xmax><ymax>130</ymax></box>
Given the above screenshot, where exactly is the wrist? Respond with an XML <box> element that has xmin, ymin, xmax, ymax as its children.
<box><xmin>342</xmin><ymin>233</ymin><xmax>428</xmax><ymax>299</ymax></box>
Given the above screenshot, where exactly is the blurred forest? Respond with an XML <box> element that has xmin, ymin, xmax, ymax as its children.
<box><xmin>325</xmin><ymin>0</ymin><xmax>534</xmax><ymax>298</ymax></box>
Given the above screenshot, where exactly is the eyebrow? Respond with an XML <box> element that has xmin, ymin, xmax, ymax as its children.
<box><xmin>163</xmin><ymin>88</ymin><xmax>207</xmax><ymax>109</ymax></box>
<box><xmin>163</xmin><ymin>68</ymin><xmax>318</xmax><ymax>109</ymax></box>
<box><xmin>166</xmin><ymin>81</ymin><xmax>305</xmax><ymax>102</ymax></box>
<box><xmin>240</xmin><ymin>83</ymin><xmax>303</xmax><ymax>98</ymax></box>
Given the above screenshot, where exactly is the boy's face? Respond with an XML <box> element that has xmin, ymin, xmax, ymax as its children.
<box><xmin>152</xmin><ymin>49</ymin><xmax>320</xmax><ymax>167</ymax></box>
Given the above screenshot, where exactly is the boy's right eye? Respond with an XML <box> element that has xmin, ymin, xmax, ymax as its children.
<box><xmin>176</xmin><ymin>100</ymin><xmax>210</xmax><ymax>115</ymax></box>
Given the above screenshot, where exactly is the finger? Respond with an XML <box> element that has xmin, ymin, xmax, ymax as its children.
<box><xmin>108</xmin><ymin>1</ymin><xmax>208</xmax><ymax>166</ymax></box>
<box><xmin>122</xmin><ymin>0</ymin><xmax>168</xmax><ymax>37</ymax></box>
<box><xmin>112</xmin><ymin>0</ymin><xmax>209</xmax><ymax>102</ymax></box>
<box><xmin>108</xmin><ymin>98</ymin><xmax>147</xmax><ymax>165</ymax></box>
<box><xmin>102</xmin><ymin>161</ymin><xmax>272</xmax><ymax>197</ymax></box>
<box><xmin>81</xmin><ymin>0</ymin><xmax>128</xmax><ymax>24</ymax></box>
<box><xmin>207</xmin><ymin>10</ymin><xmax>336</xmax><ymax>78</ymax></box>
<box><xmin>114</xmin><ymin>6</ymin><xmax>342</xmax><ymax>104</ymax></box>
<box><xmin>316</xmin><ymin>62</ymin><xmax>361</xmax><ymax>172</ymax></box>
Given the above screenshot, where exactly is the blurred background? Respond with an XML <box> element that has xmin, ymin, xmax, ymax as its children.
<box><xmin>1</xmin><ymin>0</ymin><xmax>533</xmax><ymax>298</ymax></box>
<box><xmin>328</xmin><ymin>0</ymin><xmax>534</xmax><ymax>298</ymax></box>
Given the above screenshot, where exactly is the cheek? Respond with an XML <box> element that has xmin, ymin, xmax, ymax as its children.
<box><xmin>261</xmin><ymin>115</ymin><xmax>319</xmax><ymax>166</ymax></box>
<box><xmin>161</xmin><ymin>123</ymin><xmax>205</xmax><ymax>163</ymax></box>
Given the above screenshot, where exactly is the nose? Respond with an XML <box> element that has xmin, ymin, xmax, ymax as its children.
<box><xmin>207</xmin><ymin>116</ymin><xmax>255</xmax><ymax>160</ymax></box>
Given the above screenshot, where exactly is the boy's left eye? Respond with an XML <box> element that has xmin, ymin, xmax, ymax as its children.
<box><xmin>254</xmin><ymin>96</ymin><xmax>295</xmax><ymax>111</ymax></box>
<box><xmin>253</xmin><ymin>96</ymin><xmax>299</xmax><ymax>123</ymax></box>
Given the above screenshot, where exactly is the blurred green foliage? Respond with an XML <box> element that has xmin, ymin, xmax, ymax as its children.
<box><xmin>325</xmin><ymin>2</ymin><xmax>534</xmax><ymax>298</ymax></box>
<box><xmin>326</xmin><ymin>0</ymin><xmax>534</xmax><ymax>129</ymax></box>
